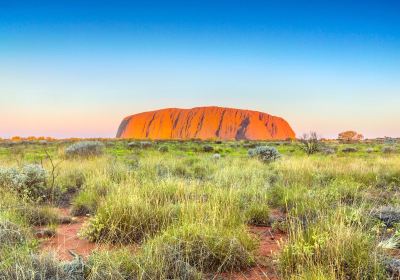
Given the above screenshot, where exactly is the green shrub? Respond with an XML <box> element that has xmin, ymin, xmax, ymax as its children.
<box><xmin>65</xmin><ymin>141</ymin><xmax>104</xmax><ymax>158</ymax></box>
<box><xmin>212</xmin><ymin>153</ymin><xmax>221</xmax><ymax>160</ymax></box>
<box><xmin>158</xmin><ymin>146</ymin><xmax>169</xmax><ymax>153</ymax></box>
<box><xmin>140</xmin><ymin>141</ymin><xmax>153</xmax><ymax>149</ymax></box>
<box><xmin>0</xmin><ymin>164</ymin><xmax>48</xmax><ymax>202</ymax></box>
<box><xmin>248</xmin><ymin>146</ymin><xmax>281</xmax><ymax>163</ymax></box>
<box><xmin>0</xmin><ymin>219</ymin><xmax>27</xmax><ymax>247</ymax></box>
<box><xmin>342</xmin><ymin>147</ymin><xmax>358</xmax><ymax>153</ymax></box>
<box><xmin>202</xmin><ymin>145</ymin><xmax>214</xmax><ymax>152</ymax></box>
<box><xmin>127</xmin><ymin>142</ymin><xmax>140</xmax><ymax>149</ymax></box>
<box><xmin>382</xmin><ymin>146</ymin><xmax>397</xmax><ymax>154</ymax></box>
<box><xmin>321</xmin><ymin>147</ymin><xmax>335</xmax><ymax>155</ymax></box>
<box><xmin>366</xmin><ymin>148</ymin><xmax>375</xmax><ymax>153</ymax></box>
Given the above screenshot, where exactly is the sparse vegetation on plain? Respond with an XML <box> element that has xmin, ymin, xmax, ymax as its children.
<box><xmin>0</xmin><ymin>138</ymin><xmax>400</xmax><ymax>279</ymax></box>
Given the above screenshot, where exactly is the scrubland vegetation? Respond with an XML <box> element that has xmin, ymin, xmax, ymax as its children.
<box><xmin>1</xmin><ymin>138</ymin><xmax>400</xmax><ymax>279</ymax></box>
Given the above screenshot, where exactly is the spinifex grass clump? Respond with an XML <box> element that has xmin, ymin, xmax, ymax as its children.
<box><xmin>71</xmin><ymin>186</ymin><xmax>106</xmax><ymax>216</ymax></box>
<box><xmin>65</xmin><ymin>141</ymin><xmax>104</xmax><ymax>158</ymax></box>
<box><xmin>18</xmin><ymin>205</ymin><xmax>59</xmax><ymax>226</ymax></box>
<box><xmin>0</xmin><ymin>252</ymin><xmax>84</xmax><ymax>280</ymax></box>
<box><xmin>244</xmin><ymin>203</ymin><xmax>270</xmax><ymax>226</ymax></box>
<box><xmin>153</xmin><ymin>156</ymin><xmax>217</xmax><ymax>180</ymax></box>
<box><xmin>86</xmin><ymin>249</ymin><xmax>138</xmax><ymax>280</ymax></box>
<box><xmin>71</xmin><ymin>163</ymin><xmax>119</xmax><ymax>216</ymax></box>
<box><xmin>278</xmin><ymin>208</ymin><xmax>387</xmax><ymax>279</ymax></box>
<box><xmin>135</xmin><ymin>223</ymin><xmax>256</xmax><ymax>279</ymax></box>
<box><xmin>82</xmin><ymin>191</ymin><xmax>179</xmax><ymax>243</ymax></box>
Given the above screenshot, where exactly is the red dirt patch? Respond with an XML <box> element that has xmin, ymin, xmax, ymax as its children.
<box><xmin>38</xmin><ymin>208</ymin><xmax>97</xmax><ymax>261</ymax></box>
<box><xmin>221</xmin><ymin>210</ymin><xmax>287</xmax><ymax>280</ymax></box>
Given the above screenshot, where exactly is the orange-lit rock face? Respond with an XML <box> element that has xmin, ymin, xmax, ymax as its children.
<box><xmin>116</xmin><ymin>106</ymin><xmax>295</xmax><ymax>140</ymax></box>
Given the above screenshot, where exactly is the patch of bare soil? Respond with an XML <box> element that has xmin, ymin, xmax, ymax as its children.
<box><xmin>220</xmin><ymin>211</ymin><xmax>287</xmax><ymax>280</ymax></box>
<box><xmin>37</xmin><ymin>208</ymin><xmax>97</xmax><ymax>261</ymax></box>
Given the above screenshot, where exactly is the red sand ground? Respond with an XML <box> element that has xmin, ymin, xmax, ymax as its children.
<box><xmin>221</xmin><ymin>225</ymin><xmax>286</xmax><ymax>280</ymax></box>
<box><xmin>38</xmin><ymin>208</ymin><xmax>96</xmax><ymax>261</ymax></box>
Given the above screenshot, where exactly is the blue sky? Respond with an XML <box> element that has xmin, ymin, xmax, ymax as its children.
<box><xmin>1</xmin><ymin>0</ymin><xmax>399</xmax><ymax>138</ymax></box>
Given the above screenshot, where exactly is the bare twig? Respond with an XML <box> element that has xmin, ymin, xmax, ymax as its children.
<box><xmin>43</xmin><ymin>148</ymin><xmax>64</xmax><ymax>204</ymax></box>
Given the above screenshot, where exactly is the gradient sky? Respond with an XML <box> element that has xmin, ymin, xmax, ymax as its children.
<box><xmin>1</xmin><ymin>0</ymin><xmax>399</xmax><ymax>139</ymax></box>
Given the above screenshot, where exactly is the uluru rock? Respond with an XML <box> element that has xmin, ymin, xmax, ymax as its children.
<box><xmin>116</xmin><ymin>106</ymin><xmax>295</xmax><ymax>140</ymax></box>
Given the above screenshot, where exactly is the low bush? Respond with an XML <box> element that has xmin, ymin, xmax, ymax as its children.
<box><xmin>158</xmin><ymin>146</ymin><xmax>169</xmax><ymax>153</ymax></box>
<box><xmin>202</xmin><ymin>145</ymin><xmax>214</xmax><ymax>152</ymax></box>
<box><xmin>0</xmin><ymin>164</ymin><xmax>48</xmax><ymax>202</ymax></box>
<box><xmin>248</xmin><ymin>146</ymin><xmax>281</xmax><ymax>163</ymax></box>
<box><xmin>127</xmin><ymin>141</ymin><xmax>153</xmax><ymax>149</ymax></box>
<box><xmin>212</xmin><ymin>153</ymin><xmax>221</xmax><ymax>160</ymax></box>
<box><xmin>0</xmin><ymin>167</ymin><xmax>20</xmax><ymax>188</ymax></box>
<box><xmin>321</xmin><ymin>147</ymin><xmax>335</xmax><ymax>155</ymax></box>
<box><xmin>127</xmin><ymin>142</ymin><xmax>140</xmax><ymax>149</ymax></box>
<box><xmin>140</xmin><ymin>141</ymin><xmax>153</xmax><ymax>149</ymax></box>
<box><xmin>299</xmin><ymin>132</ymin><xmax>320</xmax><ymax>155</ymax></box>
<box><xmin>366</xmin><ymin>147</ymin><xmax>375</xmax><ymax>153</ymax></box>
<box><xmin>0</xmin><ymin>219</ymin><xmax>27</xmax><ymax>247</ymax></box>
<box><xmin>65</xmin><ymin>141</ymin><xmax>104</xmax><ymax>158</ymax></box>
<box><xmin>342</xmin><ymin>146</ymin><xmax>358</xmax><ymax>153</ymax></box>
<box><xmin>371</xmin><ymin>206</ymin><xmax>400</xmax><ymax>227</ymax></box>
<box><xmin>382</xmin><ymin>146</ymin><xmax>397</xmax><ymax>154</ymax></box>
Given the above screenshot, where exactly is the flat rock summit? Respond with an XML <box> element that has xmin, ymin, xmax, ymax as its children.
<box><xmin>116</xmin><ymin>106</ymin><xmax>295</xmax><ymax>140</ymax></box>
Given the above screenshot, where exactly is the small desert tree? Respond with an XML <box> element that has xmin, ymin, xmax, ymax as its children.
<box><xmin>338</xmin><ymin>131</ymin><xmax>364</xmax><ymax>142</ymax></box>
<box><xmin>300</xmin><ymin>132</ymin><xmax>320</xmax><ymax>156</ymax></box>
